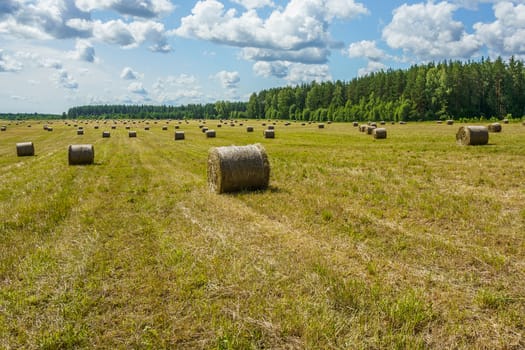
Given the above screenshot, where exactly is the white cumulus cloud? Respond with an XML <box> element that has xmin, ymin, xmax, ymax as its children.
<box><xmin>120</xmin><ymin>67</ymin><xmax>140</xmax><ymax>80</ymax></box>
<box><xmin>382</xmin><ymin>2</ymin><xmax>481</xmax><ymax>60</ymax></box>
<box><xmin>215</xmin><ymin>70</ymin><xmax>240</xmax><ymax>89</ymax></box>
<box><xmin>75</xmin><ymin>0</ymin><xmax>175</xmax><ymax>18</ymax></box>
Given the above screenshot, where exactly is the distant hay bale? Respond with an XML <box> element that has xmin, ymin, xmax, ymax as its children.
<box><xmin>68</xmin><ymin>144</ymin><xmax>94</xmax><ymax>165</ymax></box>
<box><xmin>47</xmin><ymin>127</ymin><xmax>53</xmax><ymax>132</ymax></box>
<box><xmin>264</xmin><ymin>129</ymin><xmax>275</xmax><ymax>138</ymax></box>
<box><xmin>43</xmin><ymin>125</ymin><xmax>48</xmax><ymax>130</ymax></box>
<box><xmin>175</xmin><ymin>131</ymin><xmax>185</xmax><ymax>140</ymax></box>
<box><xmin>380</xmin><ymin>121</ymin><xmax>386</xmax><ymax>125</ymax></box>
<box><xmin>217</xmin><ymin>124</ymin><xmax>222</xmax><ymax>128</ymax></box>
<box><xmin>94</xmin><ymin>125</ymin><xmax>99</xmax><ymax>129</ymax></box>
<box><xmin>353</xmin><ymin>122</ymin><xmax>359</xmax><ymax>127</ymax></box>
<box><xmin>373</xmin><ymin>128</ymin><xmax>387</xmax><ymax>139</ymax></box>
<box><xmin>446</xmin><ymin>120</ymin><xmax>454</xmax><ymax>125</ymax></box>
<box><xmin>318</xmin><ymin>123</ymin><xmax>325</xmax><ymax>129</ymax></box>
<box><xmin>206</xmin><ymin>129</ymin><xmax>216</xmax><ymax>138</ymax></box>
<box><xmin>102</xmin><ymin>131</ymin><xmax>111</xmax><ymax>138</ymax></box>
<box><xmin>144</xmin><ymin>126</ymin><xmax>150</xmax><ymax>130</ymax></box>
<box><xmin>359</xmin><ymin>124</ymin><xmax>367</xmax><ymax>132</ymax></box>
<box><xmin>366</xmin><ymin>125</ymin><xmax>376</xmax><ymax>134</ymax></box>
<box><xmin>437</xmin><ymin>120</ymin><xmax>443</xmax><ymax>124</ymax></box>
<box><xmin>111</xmin><ymin>125</ymin><xmax>117</xmax><ymax>129</ymax></box>
<box><xmin>456</xmin><ymin>126</ymin><xmax>489</xmax><ymax>145</ymax></box>
<box><xmin>16</xmin><ymin>142</ymin><xmax>35</xmax><ymax>157</ymax></box>
<box><xmin>129</xmin><ymin>131</ymin><xmax>137</xmax><ymax>137</ymax></box>
<box><xmin>503</xmin><ymin>118</ymin><xmax>509</xmax><ymax>124</ymax></box>
<box><xmin>162</xmin><ymin>126</ymin><xmax>168</xmax><ymax>130</ymax></box>
<box><xmin>202</xmin><ymin>127</ymin><xmax>209</xmax><ymax>133</ymax></box>
<box><xmin>246</xmin><ymin>126</ymin><xmax>254</xmax><ymax>132</ymax></box>
<box><xmin>267</xmin><ymin>125</ymin><xmax>275</xmax><ymax>130</ymax></box>
<box><xmin>488</xmin><ymin>123</ymin><xmax>502</xmax><ymax>132</ymax></box>
<box><xmin>77</xmin><ymin>129</ymin><xmax>84</xmax><ymax>135</ymax></box>
<box><xmin>125</xmin><ymin>126</ymin><xmax>131</xmax><ymax>129</ymax></box>
<box><xmin>207</xmin><ymin>143</ymin><xmax>270</xmax><ymax>194</ymax></box>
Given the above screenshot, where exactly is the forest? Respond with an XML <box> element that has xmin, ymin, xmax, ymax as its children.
<box><xmin>3</xmin><ymin>57</ymin><xmax>523</xmax><ymax>122</ymax></box>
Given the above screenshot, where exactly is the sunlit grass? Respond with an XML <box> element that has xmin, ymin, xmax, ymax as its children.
<box><xmin>1</xmin><ymin>119</ymin><xmax>524</xmax><ymax>348</ymax></box>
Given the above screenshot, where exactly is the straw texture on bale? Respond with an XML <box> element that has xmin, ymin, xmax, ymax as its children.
<box><xmin>264</xmin><ymin>129</ymin><xmax>275</xmax><ymax>138</ymax></box>
<box><xmin>488</xmin><ymin>123</ymin><xmax>502</xmax><ymax>132</ymax></box>
<box><xmin>68</xmin><ymin>144</ymin><xmax>94</xmax><ymax>165</ymax></box>
<box><xmin>206</xmin><ymin>130</ymin><xmax>216</xmax><ymax>138</ymax></box>
<box><xmin>175</xmin><ymin>131</ymin><xmax>185</xmax><ymax>140</ymax></box>
<box><xmin>129</xmin><ymin>131</ymin><xmax>137</xmax><ymax>137</ymax></box>
<box><xmin>456</xmin><ymin>126</ymin><xmax>489</xmax><ymax>145</ymax></box>
<box><xmin>373</xmin><ymin>128</ymin><xmax>387</xmax><ymax>139</ymax></box>
<box><xmin>16</xmin><ymin>142</ymin><xmax>35</xmax><ymax>157</ymax></box>
<box><xmin>207</xmin><ymin>144</ymin><xmax>270</xmax><ymax>194</ymax></box>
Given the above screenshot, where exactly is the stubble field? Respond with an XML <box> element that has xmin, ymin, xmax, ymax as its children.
<box><xmin>0</xmin><ymin>119</ymin><xmax>524</xmax><ymax>349</ymax></box>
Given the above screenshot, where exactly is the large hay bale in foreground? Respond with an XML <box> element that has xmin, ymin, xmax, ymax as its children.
<box><xmin>207</xmin><ymin>144</ymin><xmax>270</xmax><ymax>194</ymax></box>
<box><xmin>16</xmin><ymin>142</ymin><xmax>35</xmax><ymax>157</ymax></box>
<box><xmin>68</xmin><ymin>144</ymin><xmax>94</xmax><ymax>165</ymax></box>
<box><xmin>373</xmin><ymin>128</ymin><xmax>387</xmax><ymax>139</ymax></box>
<box><xmin>456</xmin><ymin>126</ymin><xmax>489</xmax><ymax>145</ymax></box>
<box><xmin>488</xmin><ymin>123</ymin><xmax>502</xmax><ymax>132</ymax></box>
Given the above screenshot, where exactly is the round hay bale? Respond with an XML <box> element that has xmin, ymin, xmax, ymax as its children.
<box><xmin>318</xmin><ymin>123</ymin><xmax>325</xmax><ymax>129</ymax></box>
<box><xmin>206</xmin><ymin>129</ymin><xmax>216</xmax><ymax>138</ymax></box>
<box><xmin>125</xmin><ymin>125</ymin><xmax>131</xmax><ymax>129</ymax></box>
<box><xmin>129</xmin><ymin>131</ymin><xmax>137</xmax><ymax>137</ymax></box>
<box><xmin>16</xmin><ymin>142</ymin><xmax>35</xmax><ymax>157</ymax></box>
<box><xmin>111</xmin><ymin>125</ymin><xmax>117</xmax><ymax>129</ymax></box>
<box><xmin>264</xmin><ymin>129</ymin><xmax>275</xmax><ymax>139</ymax></box>
<box><xmin>102</xmin><ymin>131</ymin><xmax>111</xmax><ymax>138</ymax></box>
<box><xmin>359</xmin><ymin>124</ymin><xmax>367</xmax><ymax>132</ymax></box>
<box><xmin>175</xmin><ymin>131</ymin><xmax>185</xmax><ymax>140</ymax></box>
<box><xmin>207</xmin><ymin>144</ymin><xmax>270</xmax><ymax>194</ymax></box>
<box><xmin>43</xmin><ymin>125</ymin><xmax>48</xmax><ymax>130</ymax></box>
<box><xmin>217</xmin><ymin>124</ymin><xmax>222</xmax><ymax>128</ymax></box>
<box><xmin>246</xmin><ymin>126</ymin><xmax>254</xmax><ymax>132</ymax></box>
<box><xmin>380</xmin><ymin>121</ymin><xmax>386</xmax><ymax>125</ymax></box>
<box><xmin>488</xmin><ymin>123</ymin><xmax>502</xmax><ymax>132</ymax></box>
<box><xmin>144</xmin><ymin>126</ymin><xmax>150</xmax><ymax>130</ymax></box>
<box><xmin>503</xmin><ymin>118</ymin><xmax>509</xmax><ymax>124</ymax></box>
<box><xmin>68</xmin><ymin>144</ymin><xmax>94</xmax><ymax>165</ymax></box>
<box><xmin>94</xmin><ymin>125</ymin><xmax>99</xmax><ymax>129</ymax></box>
<box><xmin>47</xmin><ymin>127</ymin><xmax>53</xmax><ymax>132</ymax></box>
<box><xmin>353</xmin><ymin>122</ymin><xmax>359</xmax><ymax>127</ymax></box>
<box><xmin>446</xmin><ymin>120</ymin><xmax>454</xmax><ymax>125</ymax></box>
<box><xmin>267</xmin><ymin>125</ymin><xmax>275</xmax><ymax>130</ymax></box>
<box><xmin>437</xmin><ymin>120</ymin><xmax>443</xmax><ymax>124</ymax></box>
<box><xmin>456</xmin><ymin>126</ymin><xmax>489</xmax><ymax>145</ymax></box>
<box><xmin>77</xmin><ymin>129</ymin><xmax>84</xmax><ymax>135</ymax></box>
<box><xmin>373</xmin><ymin>128</ymin><xmax>387</xmax><ymax>139</ymax></box>
<box><xmin>162</xmin><ymin>126</ymin><xmax>168</xmax><ymax>130</ymax></box>
<box><xmin>202</xmin><ymin>127</ymin><xmax>209</xmax><ymax>133</ymax></box>
<box><xmin>366</xmin><ymin>125</ymin><xmax>376</xmax><ymax>135</ymax></box>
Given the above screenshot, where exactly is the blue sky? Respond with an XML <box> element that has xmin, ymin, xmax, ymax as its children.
<box><xmin>0</xmin><ymin>0</ymin><xmax>521</xmax><ymax>114</ymax></box>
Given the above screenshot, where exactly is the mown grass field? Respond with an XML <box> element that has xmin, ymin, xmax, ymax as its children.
<box><xmin>0</xmin><ymin>119</ymin><xmax>524</xmax><ymax>349</ymax></box>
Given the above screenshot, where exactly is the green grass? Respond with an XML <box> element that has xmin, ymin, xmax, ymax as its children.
<box><xmin>1</xmin><ymin>119</ymin><xmax>524</xmax><ymax>349</ymax></box>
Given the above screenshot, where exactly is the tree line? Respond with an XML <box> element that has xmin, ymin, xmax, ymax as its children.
<box><xmin>3</xmin><ymin>57</ymin><xmax>523</xmax><ymax>122</ymax></box>
<box><xmin>247</xmin><ymin>56</ymin><xmax>525</xmax><ymax>122</ymax></box>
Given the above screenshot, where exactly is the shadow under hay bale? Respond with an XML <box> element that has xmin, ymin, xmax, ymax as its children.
<box><xmin>208</xmin><ymin>144</ymin><xmax>270</xmax><ymax>194</ymax></box>
<box><xmin>68</xmin><ymin>144</ymin><xmax>94</xmax><ymax>165</ymax></box>
<box><xmin>175</xmin><ymin>131</ymin><xmax>185</xmax><ymax>140</ymax></box>
<box><xmin>373</xmin><ymin>128</ymin><xmax>387</xmax><ymax>139</ymax></box>
<box><xmin>488</xmin><ymin>123</ymin><xmax>502</xmax><ymax>132</ymax></box>
<box><xmin>16</xmin><ymin>142</ymin><xmax>35</xmax><ymax>157</ymax></box>
<box><xmin>264</xmin><ymin>129</ymin><xmax>275</xmax><ymax>138</ymax></box>
<box><xmin>456</xmin><ymin>126</ymin><xmax>489</xmax><ymax>145</ymax></box>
